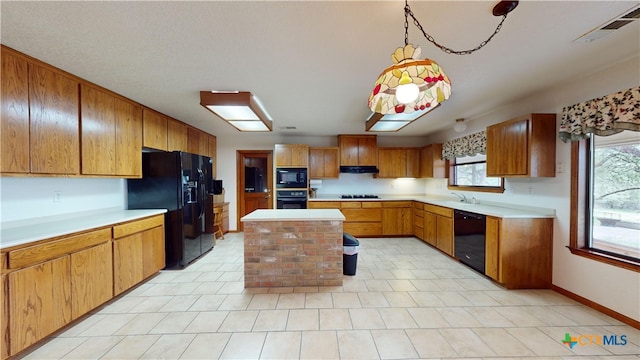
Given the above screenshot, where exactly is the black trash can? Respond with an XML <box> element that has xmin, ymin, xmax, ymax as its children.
<box><xmin>343</xmin><ymin>232</ymin><xmax>360</xmax><ymax>276</ymax></box>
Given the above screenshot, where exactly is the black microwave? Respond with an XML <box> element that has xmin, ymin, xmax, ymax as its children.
<box><xmin>276</xmin><ymin>168</ymin><xmax>307</xmax><ymax>188</ymax></box>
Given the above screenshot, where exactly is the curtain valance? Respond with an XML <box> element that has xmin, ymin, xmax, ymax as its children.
<box><xmin>442</xmin><ymin>130</ymin><xmax>486</xmax><ymax>160</ymax></box>
<box><xmin>558</xmin><ymin>86</ymin><xmax>640</xmax><ymax>142</ymax></box>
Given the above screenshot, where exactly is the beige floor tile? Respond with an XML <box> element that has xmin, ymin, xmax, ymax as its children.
<box><xmin>463</xmin><ymin>306</ymin><xmax>516</xmax><ymax>327</ymax></box>
<box><xmin>365</xmin><ymin>279</ymin><xmax>393</xmax><ymax>292</ymax></box>
<box><xmin>114</xmin><ymin>312</ymin><xmax>168</xmax><ymax>335</ymax></box>
<box><xmin>342</xmin><ymin>279</ymin><xmax>369</xmax><ymax>292</ymax></box>
<box><xmin>140</xmin><ymin>333</ymin><xmax>196</xmax><ymax>359</ymax></box>
<box><xmin>218</xmin><ymin>310</ymin><xmax>259</xmax><ymax>332</ymax></box>
<box><xmin>300</xmin><ymin>331</ymin><xmax>339</xmax><ymax>359</ymax></box>
<box><xmin>138</xmin><ymin>283</ymin><xmax>178</xmax><ymax>296</ymax></box>
<box><xmin>407</xmin><ymin>307</ymin><xmax>451</xmax><ymax>328</ymax></box>
<box><xmin>368</xmin><ymin>269</ymin><xmax>395</xmax><ymax>279</ymax></box>
<box><xmin>191</xmin><ymin>282</ymin><xmax>224</xmax><ymax>295</ymax></box>
<box><xmin>337</xmin><ymin>330</ymin><xmax>379</xmax><ymax>359</ymax></box>
<box><xmin>409</xmin><ymin>278</ymin><xmax>442</xmax><ymax>291</ymax></box>
<box><xmin>437</xmin><ymin>307</ymin><xmax>483</xmax><ymax>327</ymax></box>
<box><xmin>378</xmin><ymin>308</ymin><xmax>418</xmax><ymax>329</ymax></box>
<box><xmin>179</xmin><ymin>333</ymin><xmax>231</xmax><ymax>359</ymax></box>
<box><xmin>333</xmin><ymin>292</ymin><xmax>362</xmax><ymax>308</ymax></box>
<box><xmin>287</xmin><ymin>309</ymin><xmax>319</xmax><ymax>331</ymax></box>
<box><xmin>57</xmin><ymin>314</ymin><xmax>107</xmax><ymax>337</ymax></box>
<box><xmin>460</xmin><ymin>290</ymin><xmax>503</xmax><ymax>306</ymax></box>
<box><xmin>260</xmin><ymin>331</ymin><xmax>302</xmax><ymax>359</ymax></box>
<box><xmin>20</xmin><ymin>337</ymin><xmax>87</xmax><ymax>360</ymax></box>
<box><xmin>159</xmin><ymin>294</ymin><xmax>201</xmax><ymax>312</ymax></box>
<box><xmin>357</xmin><ymin>292</ymin><xmax>390</xmax><ymax>308</ymax></box>
<box><xmin>149</xmin><ymin>311</ymin><xmax>198</xmax><ymax>334</ymax></box>
<box><xmin>320</xmin><ymin>309</ymin><xmax>353</xmax><ymax>330</ymax></box>
<box><xmin>101</xmin><ymin>334</ymin><xmax>160</xmax><ymax>359</ymax></box>
<box><xmin>217</xmin><ymin>281</ymin><xmax>245</xmax><ymax>294</ymax></box>
<box><xmin>371</xmin><ymin>329</ymin><xmax>418</xmax><ymax>359</ymax></box>
<box><xmin>247</xmin><ymin>293</ymin><xmax>280</xmax><ymax>309</ymax></box>
<box><xmin>219</xmin><ymin>332</ymin><xmax>266</xmax><ymax>359</ymax></box>
<box><xmin>473</xmin><ymin>327</ymin><xmax>537</xmax><ymax>356</ymax></box>
<box><xmin>406</xmin><ymin>328</ymin><xmax>457</xmax><ymax>358</ymax></box>
<box><xmin>305</xmin><ymin>292</ymin><xmax>334</xmax><ymax>308</ymax></box>
<box><xmin>387</xmin><ymin>279</ymin><xmax>418</xmax><ymax>291</ymax></box>
<box><xmin>78</xmin><ymin>313</ymin><xmax>136</xmax><ymax>336</ymax></box>
<box><xmin>188</xmin><ymin>294</ymin><xmax>227</xmax><ymax>311</ymax></box>
<box><xmin>382</xmin><ymin>291</ymin><xmax>418</xmax><ymax>307</ymax></box>
<box><xmin>439</xmin><ymin>328</ymin><xmax>497</xmax><ymax>357</ymax></box>
<box><xmin>494</xmin><ymin>305</ymin><xmax>550</xmax><ymax>327</ymax></box>
<box><xmin>61</xmin><ymin>336</ymin><xmax>124</xmax><ymax>359</ymax></box>
<box><xmin>277</xmin><ymin>293</ymin><xmax>306</xmax><ymax>309</ymax></box>
<box><xmin>97</xmin><ymin>296</ymin><xmax>145</xmax><ymax>314</ymax></box>
<box><xmin>505</xmin><ymin>327</ymin><xmax>575</xmax><ymax>357</ymax></box>
<box><xmin>129</xmin><ymin>295</ymin><xmax>175</xmax><ymax>313</ymax></box>
<box><xmin>218</xmin><ymin>294</ymin><xmax>253</xmax><ymax>310</ymax></box>
<box><xmin>557</xmin><ymin>305</ymin><xmax>620</xmax><ymax>326</ymax></box>
<box><xmin>183</xmin><ymin>311</ymin><xmax>229</xmax><ymax>333</ymax></box>
<box><xmin>253</xmin><ymin>309</ymin><xmax>289</xmax><ymax>331</ymax></box>
<box><xmin>349</xmin><ymin>309</ymin><xmax>386</xmax><ymax>330</ymax></box>
<box><xmin>408</xmin><ymin>291</ymin><xmax>445</xmax><ymax>306</ymax></box>
<box><xmin>435</xmin><ymin>290</ymin><xmax>473</xmax><ymax>306</ymax></box>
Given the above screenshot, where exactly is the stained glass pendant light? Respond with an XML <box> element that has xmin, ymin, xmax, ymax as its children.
<box><xmin>368</xmin><ymin>0</ymin><xmax>518</xmax><ymax>125</ymax></box>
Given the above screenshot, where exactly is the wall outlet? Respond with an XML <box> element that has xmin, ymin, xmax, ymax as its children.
<box><xmin>53</xmin><ymin>191</ymin><xmax>62</xmax><ymax>203</ymax></box>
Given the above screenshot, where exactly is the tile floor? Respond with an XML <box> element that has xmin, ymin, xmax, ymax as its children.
<box><xmin>19</xmin><ymin>233</ymin><xmax>639</xmax><ymax>359</ymax></box>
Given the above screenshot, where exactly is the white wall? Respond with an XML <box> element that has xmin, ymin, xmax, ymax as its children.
<box><xmin>0</xmin><ymin>177</ymin><xmax>125</xmax><ymax>222</ymax></box>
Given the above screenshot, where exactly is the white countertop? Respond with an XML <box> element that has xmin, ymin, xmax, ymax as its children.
<box><xmin>1</xmin><ymin>208</ymin><xmax>167</xmax><ymax>250</ymax></box>
<box><xmin>309</xmin><ymin>194</ymin><xmax>555</xmax><ymax>219</ymax></box>
<box><xmin>241</xmin><ymin>209</ymin><xmax>345</xmax><ymax>222</ymax></box>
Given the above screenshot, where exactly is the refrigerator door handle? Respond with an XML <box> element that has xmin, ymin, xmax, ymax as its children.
<box><xmin>198</xmin><ymin>168</ymin><xmax>205</xmax><ymax>219</ymax></box>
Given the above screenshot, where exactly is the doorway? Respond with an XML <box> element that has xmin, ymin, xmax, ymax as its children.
<box><xmin>236</xmin><ymin>150</ymin><xmax>273</xmax><ymax>231</ymax></box>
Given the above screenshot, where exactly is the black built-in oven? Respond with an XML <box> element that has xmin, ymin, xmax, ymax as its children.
<box><xmin>276</xmin><ymin>168</ymin><xmax>307</xmax><ymax>188</ymax></box>
<box><xmin>276</xmin><ymin>190</ymin><xmax>308</xmax><ymax>209</ymax></box>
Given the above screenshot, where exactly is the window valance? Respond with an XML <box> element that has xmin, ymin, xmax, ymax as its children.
<box><xmin>442</xmin><ymin>130</ymin><xmax>486</xmax><ymax>160</ymax></box>
<box><xmin>559</xmin><ymin>86</ymin><xmax>640</xmax><ymax>142</ymax></box>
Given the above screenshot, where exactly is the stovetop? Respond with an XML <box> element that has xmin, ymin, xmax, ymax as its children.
<box><xmin>340</xmin><ymin>194</ymin><xmax>380</xmax><ymax>199</ymax></box>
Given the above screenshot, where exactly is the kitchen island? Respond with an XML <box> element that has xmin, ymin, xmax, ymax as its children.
<box><xmin>241</xmin><ymin>209</ymin><xmax>345</xmax><ymax>287</ymax></box>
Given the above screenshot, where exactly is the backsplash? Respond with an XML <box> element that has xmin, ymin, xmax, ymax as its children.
<box><xmin>0</xmin><ymin>177</ymin><xmax>126</xmax><ymax>222</ymax></box>
<box><xmin>311</xmin><ymin>173</ymin><xmax>427</xmax><ymax>196</ymax></box>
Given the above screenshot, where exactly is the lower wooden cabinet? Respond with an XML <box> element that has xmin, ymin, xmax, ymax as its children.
<box><xmin>0</xmin><ymin>274</ymin><xmax>6</xmax><ymax>360</ymax></box>
<box><xmin>413</xmin><ymin>202</ymin><xmax>425</xmax><ymax>240</ymax></box>
<box><xmin>382</xmin><ymin>201</ymin><xmax>413</xmax><ymax>236</ymax></box>
<box><xmin>424</xmin><ymin>204</ymin><xmax>454</xmax><ymax>256</ymax></box>
<box><xmin>341</xmin><ymin>202</ymin><xmax>382</xmax><ymax>237</ymax></box>
<box><xmin>70</xmin><ymin>242</ymin><xmax>113</xmax><ymax>319</ymax></box>
<box><xmin>113</xmin><ymin>232</ymin><xmax>144</xmax><ymax>296</ymax></box>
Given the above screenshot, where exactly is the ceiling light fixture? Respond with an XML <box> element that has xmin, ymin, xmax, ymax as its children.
<box><xmin>453</xmin><ymin>118</ymin><xmax>467</xmax><ymax>132</ymax></box>
<box><xmin>367</xmin><ymin>0</ymin><xmax>518</xmax><ymax>131</ymax></box>
<box><xmin>366</xmin><ymin>104</ymin><xmax>440</xmax><ymax>132</ymax></box>
<box><xmin>200</xmin><ymin>91</ymin><xmax>273</xmax><ymax>132</ymax></box>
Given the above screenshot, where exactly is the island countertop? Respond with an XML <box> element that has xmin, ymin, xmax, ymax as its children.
<box><xmin>241</xmin><ymin>209</ymin><xmax>345</xmax><ymax>222</ymax></box>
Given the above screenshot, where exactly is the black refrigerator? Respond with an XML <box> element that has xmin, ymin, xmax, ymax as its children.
<box><xmin>127</xmin><ymin>151</ymin><xmax>214</xmax><ymax>268</ymax></box>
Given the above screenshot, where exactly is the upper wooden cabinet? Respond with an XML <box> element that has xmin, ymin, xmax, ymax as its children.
<box><xmin>30</xmin><ymin>63</ymin><xmax>80</xmax><ymax>175</ymax></box>
<box><xmin>419</xmin><ymin>143</ymin><xmax>446</xmax><ymax>178</ymax></box>
<box><xmin>275</xmin><ymin>144</ymin><xmax>309</xmax><ymax>167</ymax></box>
<box><xmin>209</xmin><ymin>135</ymin><xmax>217</xmax><ymax>178</ymax></box>
<box><xmin>142</xmin><ymin>108</ymin><xmax>168</xmax><ymax>151</ymax></box>
<box><xmin>338</xmin><ymin>135</ymin><xmax>377</xmax><ymax>166</ymax></box>
<box><xmin>377</xmin><ymin>147</ymin><xmax>419</xmax><ymax>178</ymax></box>
<box><xmin>80</xmin><ymin>85</ymin><xmax>142</xmax><ymax>177</ymax></box>
<box><xmin>309</xmin><ymin>147</ymin><xmax>339</xmax><ymax>178</ymax></box>
<box><xmin>188</xmin><ymin>126</ymin><xmax>209</xmax><ymax>156</ymax></box>
<box><xmin>486</xmin><ymin>113</ymin><xmax>556</xmax><ymax>177</ymax></box>
<box><xmin>1</xmin><ymin>51</ymin><xmax>30</xmax><ymax>174</ymax></box>
<box><xmin>167</xmin><ymin>118</ymin><xmax>188</xmax><ymax>152</ymax></box>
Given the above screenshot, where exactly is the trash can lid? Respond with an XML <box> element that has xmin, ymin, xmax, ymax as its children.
<box><xmin>343</xmin><ymin>232</ymin><xmax>360</xmax><ymax>246</ymax></box>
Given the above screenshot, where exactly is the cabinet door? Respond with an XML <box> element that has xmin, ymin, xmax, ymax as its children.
<box><xmin>309</xmin><ymin>147</ymin><xmax>338</xmax><ymax>178</ymax></box>
<box><xmin>339</xmin><ymin>136</ymin><xmax>360</xmax><ymax>166</ymax></box>
<box><xmin>358</xmin><ymin>136</ymin><xmax>378</xmax><ymax>166</ymax></box>
<box><xmin>378</xmin><ymin>148</ymin><xmax>406</xmax><ymax>178</ymax></box>
<box><xmin>208</xmin><ymin>135</ymin><xmax>217</xmax><ymax>178</ymax></box>
<box><xmin>167</xmin><ymin>118</ymin><xmax>188</xmax><ymax>152</ymax></box>
<box><xmin>187</xmin><ymin>126</ymin><xmax>202</xmax><ymax>155</ymax></box>
<box><xmin>322</xmin><ymin>148</ymin><xmax>339</xmax><ymax>178</ymax></box>
<box><xmin>1</xmin><ymin>51</ymin><xmax>30</xmax><ymax>173</ymax></box>
<box><xmin>70</xmin><ymin>242</ymin><xmax>113</xmax><ymax>319</ymax></box>
<box><xmin>424</xmin><ymin>212</ymin><xmax>437</xmax><ymax>246</ymax></box>
<box><xmin>29</xmin><ymin>63</ymin><xmax>80</xmax><ymax>174</ymax></box>
<box><xmin>486</xmin><ymin>118</ymin><xmax>529</xmax><ymax>176</ymax></box>
<box><xmin>436</xmin><ymin>215</ymin><xmax>453</xmax><ymax>256</ymax></box>
<box><xmin>142</xmin><ymin>226</ymin><xmax>165</xmax><ymax>279</ymax></box>
<box><xmin>275</xmin><ymin>144</ymin><xmax>308</xmax><ymax>166</ymax></box>
<box><xmin>9</xmin><ymin>256</ymin><xmax>72</xmax><ymax>355</ymax></box>
<box><xmin>406</xmin><ymin>148</ymin><xmax>420</xmax><ymax>178</ymax></box>
<box><xmin>113</xmin><ymin>233</ymin><xmax>144</xmax><ymax>296</ymax></box>
<box><xmin>419</xmin><ymin>144</ymin><xmax>445</xmax><ymax>178</ymax></box>
<box><xmin>309</xmin><ymin>148</ymin><xmax>324</xmax><ymax>178</ymax></box>
<box><xmin>142</xmin><ymin>108</ymin><xmax>168</xmax><ymax>151</ymax></box>
<box><xmin>115</xmin><ymin>98</ymin><xmax>143</xmax><ymax>177</ymax></box>
<box><xmin>382</xmin><ymin>207</ymin><xmax>413</xmax><ymax>235</ymax></box>
<box><xmin>1</xmin><ymin>274</ymin><xmax>7</xmax><ymax>360</ymax></box>
<box><xmin>485</xmin><ymin>216</ymin><xmax>500</xmax><ymax>281</ymax></box>
<box><xmin>80</xmin><ymin>85</ymin><xmax>116</xmax><ymax>175</ymax></box>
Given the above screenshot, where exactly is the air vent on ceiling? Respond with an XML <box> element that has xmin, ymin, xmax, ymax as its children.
<box><xmin>575</xmin><ymin>4</ymin><xmax>640</xmax><ymax>42</ymax></box>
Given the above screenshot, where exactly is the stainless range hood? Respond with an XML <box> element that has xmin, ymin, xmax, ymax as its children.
<box><xmin>339</xmin><ymin>166</ymin><xmax>379</xmax><ymax>174</ymax></box>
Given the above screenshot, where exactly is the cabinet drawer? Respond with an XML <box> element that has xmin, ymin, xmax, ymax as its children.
<box><xmin>344</xmin><ymin>222</ymin><xmax>382</xmax><ymax>236</ymax></box>
<box><xmin>8</xmin><ymin>228</ymin><xmax>111</xmax><ymax>269</ymax></box>
<box><xmin>113</xmin><ymin>215</ymin><xmax>164</xmax><ymax>239</ymax></box>
<box><xmin>341</xmin><ymin>201</ymin><xmax>362</xmax><ymax>209</ymax></box>
<box><xmin>424</xmin><ymin>204</ymin><xmax>453</xmax><ymax>218</ymax></box>
<box><xmin>413</xmin><ymin>202</ymin><xmax>424</xmax><ymax>210</ymax></box>
<box><xmin>341</xmin><ymin>208</ymin><xmax>382</xmax><ymax>222</ymax></box>
<box><xmin>308</xmin><ymin>201</ymin><xmax>341</xmax><ymax>209</ymax></box>
<box><xmin>362</xmin><ymin>201</ymin><xmax>382</xmax><ymax>208</ymax></box>
<box><xmin>382</xmin><ymin>201</ymin><xmax>412</xmax><ymax>208</ymax></box>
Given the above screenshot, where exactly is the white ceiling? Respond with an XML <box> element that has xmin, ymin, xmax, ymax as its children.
<box><xmin>1</xmin><ymin>1</ymin><xmax>638</xmax><ymax>139</ymax></box>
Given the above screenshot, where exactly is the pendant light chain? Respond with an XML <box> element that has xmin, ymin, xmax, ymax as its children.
<box><xmin>404</xmin><ymin>1</ymin><xmax>509</xmax><ymax>55</ymax></box>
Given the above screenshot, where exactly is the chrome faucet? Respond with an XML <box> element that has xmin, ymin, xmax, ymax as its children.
<box><xmin>451</xmin><ymin>192</ymin><xmax>467</xmax><ymax>203</ymax></box>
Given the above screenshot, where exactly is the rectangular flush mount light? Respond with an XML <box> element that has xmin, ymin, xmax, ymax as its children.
<box><xmin>200</xmin><ymin>91</ymin><xmax>273</xmax><ymax>131</ymax></box>
<box><xmin>365</xmin><ymin>104</ymin><xmax>440</xmax><ymax>132</ymax></box>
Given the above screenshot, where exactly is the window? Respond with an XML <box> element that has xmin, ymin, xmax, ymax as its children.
<box><xmin>448</xmin><ymin>154</ymin><xmax>504</xmax><ymax>192</ymax></box>
<box><xmin>569</xmin><ymin>133</ymin><xmax>640</xmax><ymax>271</ymax></box>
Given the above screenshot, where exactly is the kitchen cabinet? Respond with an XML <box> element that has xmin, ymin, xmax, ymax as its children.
<box><xmin>29</xmin><ymin>62</ymin><xmax>80</xmax><ymax>175</ymax></box>
<box><xmin>413</xmin><ymin>202</ymin><xmax>425</xmax><ymax>240</ymax></box>
<box><xmin>309</xmin><ymin>147</ymin><xmax>339</xmax><ymax>178</ymax></box>
<box><xmin>377</xmin><ymin>148</ymin><xmax>420</xmax><ymax>178</ymax></box>
<box><xmin>143</xmin><ymin>108</ymin><xmax>168</xmax><ymax>151</ymax></box>
<box><xmin>424</xmin><ymin>204</ymin><xmax>453</xmax><ymax>256</ymax></box>
<box><xmin>209</xmin><ymin>135</ymin><xmax>217</xmax><ymax>178</ymax></box>
<box><xmin>0</xmin><ymin>273</ymin><xmax>6</xmax><ymax>360</ymax></box>
<box><xmin>188</xmin><ymin>126</ymin><xmax>209</xmax><ymax>156</ymax></box>
<box><xmin>486</xmin><ymin>113</ymin><xmax>556</xmax><ymax>177</ymax></box>
<box><xmin>168</xmin><ymin>118</ymin><xmax>188</xmax><ymax>151</ymax></box>
<box><xmin>275</xmin><ymin>144</ymin><xmax>309</xmax><ymax>167</ymax></box>
<box><xmin>419</xmin><ymin>143</ymin><xmax>446</xmax><ymax>178</ymax></box>
<box><xmin>112</xmin><ymin>215</ymin><xmax>165</xmax><ymax>295</ymax></box>
<box><xmin>308</xmin><ymin>201</ymin><xmax>382</xmax><ymax>237</ymax></box>
<box><xmin>485</xmin><ymin>216</ymin><xmax>553</xmax><ymax>289</ymax></box>
<box><xmin>1</xmin><ymin>50</ymin><xmax>30</xmax><ymax>174</ymax></box>
<box><xmin>382</xmin><ymin>201</ymin><xmax>413</xmax><ymax>235</ymax></box>
<box><xmin>70</xmin><ymin>242</ymin><xmax>113</xmax><ymax>319</ymax></box>
<box><xmin>338</xmin><ymin>135</ymin><xmax>377</xmax><ymax>166</ymax></box>
<box><xmin>80</xmin><ymin>84</ymin><xmax>143</xmax><ymax>177</ymax></box>
<box><xmin>206</xmin><ymin>200</ymin><xmax>230</xmax><ymax>235</ymax></box>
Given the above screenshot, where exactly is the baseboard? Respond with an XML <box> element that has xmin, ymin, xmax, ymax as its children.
<box><xmin>551</xmin><ymin>284</ymin><xmax>640</xmax><ymax>330</ymax></box>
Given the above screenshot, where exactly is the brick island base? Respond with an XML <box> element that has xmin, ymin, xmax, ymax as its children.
<box><xmin>241</xmin><ymin>209</ymin><xmax>345</xmax><ymax>287</ymax></box>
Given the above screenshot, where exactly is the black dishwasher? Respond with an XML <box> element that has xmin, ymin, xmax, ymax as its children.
<box><xmin>454</xmin><ymin>210</ymin><xmax>487</xmax><ymax>274</ymax></box>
